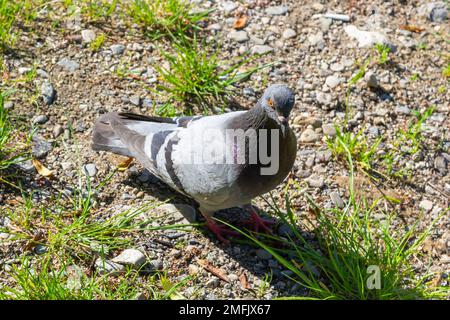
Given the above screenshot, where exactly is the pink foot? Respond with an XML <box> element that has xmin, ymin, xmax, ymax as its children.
<box><xmin>205</xmin><ymin>219</ymin><xmax>240</xmax><ymax>244</ymax></box>
<box><xmin>241</xmin><ymin>206</ymin><xmax>275</xmax><ymax>233</ymax></box>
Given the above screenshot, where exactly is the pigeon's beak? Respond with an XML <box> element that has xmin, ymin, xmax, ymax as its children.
<box><xmin>277</xmin><ymin>116</ymin><xmax>288</xmax><ymax>137</ymax></box>
<box><xmin>278</xmin><ymin>116</ymin><xmax>288</xmax><ymax>126</ymax></box>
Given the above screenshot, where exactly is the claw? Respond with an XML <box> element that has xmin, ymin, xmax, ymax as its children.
<box><xmin>205</xmin><ymin>219</ymin><xmax>240</xmax><ymax>244</ymax></box>
<box><xmin>241</xmin><ymin>206</ymin><xmax>275</xmax><ymax>233</ymax></box>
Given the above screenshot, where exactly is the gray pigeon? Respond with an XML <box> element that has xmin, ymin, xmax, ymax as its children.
<box><xmin>92</xmin><ymin>84</ymin><xmax>297</xmax><ymax>242</ymax></box>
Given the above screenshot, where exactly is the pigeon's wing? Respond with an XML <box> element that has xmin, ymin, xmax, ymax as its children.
<box><xmin>92</xmin><ymin>112</ymin><xmax>202</xmax><ymax>194</ymax></box>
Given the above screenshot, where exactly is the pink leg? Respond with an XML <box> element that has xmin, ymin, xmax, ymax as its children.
<box><xmin>241</xmin><ymin>204</ymin><xmax>275</xmax><ymax>233</ymax></box>
<box><xmin>205</xmin><ymin>218</ymin><xmax>240</xmax><ymax>244</ymax></box>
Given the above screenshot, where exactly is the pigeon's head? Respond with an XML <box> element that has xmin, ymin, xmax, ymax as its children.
<box><xmin>260</xmin><ymin>84</ymin><xmax>295</xmax><ymax>126</ymax></box>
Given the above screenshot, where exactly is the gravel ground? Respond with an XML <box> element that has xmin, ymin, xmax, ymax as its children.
<box><xmin>0</xmin><ymin>0</ymin><xmax>449</xmax><ymax>299</ymax></box>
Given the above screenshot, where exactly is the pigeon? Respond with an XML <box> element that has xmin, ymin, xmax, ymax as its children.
<box><xmin>92</xmin><ymin>84</ymin><xmax>297</xmax><ymax>242</ymax></box>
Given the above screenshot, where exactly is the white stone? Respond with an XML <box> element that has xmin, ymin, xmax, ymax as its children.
<box><xmin>325</xmin><ymin>75</ymin><xmax>342</xmax><ymax>88</ymax></box>
<box><xmin>81</xmin><ymin>29</ymin><xmax>96</xmax><ymax>43</ymax></box>
<box><xmin>344</xmin><ymin>25</ymin><xmax>394</xmax><ymax>49</ymax></box>
<box><xmin>323</xmin><ymin>13</ymin><xmax>350</xmax><ymax>22</ymax></box>
<box><xmin>111</xmin><ymin>249</ymin><xmax>146</xmax><ymax>267</ymax></box>
<box><xmin>227</xmin><ymin>30</ymin><xmax>249</xmax><ymax>43</ymax></box>
<box><xmin>419</xmin><ymin>200</ymin><xmax>434</xmax><ymax>212</ymax></box>
<box><xmin>308</xmin><ymin>31</ymin><xmax>324</xmax><ymax>46</ymax></box>
<box><xmin>159</xmin><ymin>203</ymin><xmax>197</xmax><ymax>224</ymax></box>
<box><xmin>95</xmin><ymin>258</ymin><xmax>125</xmax><ymax>275</ymax></box>
<box><xmin>221</xmin><ymin>1</ymin><xmax>238</xmax><ymax>13</ymax></box>
<box><xmin>83</xmin><ymin>163</ymin><xmax>97</xmax><ymax>177</ymax></box>
<box><xmin>365</xmin><ymin>71</ymin><xmax>379</xmax><ymax>88</ymax></box>
<box><xmin>110</xmin><ymin>44</ymin><xmax>125</xmax><ymax>55</ymax></box>
<box><xmin>330</xmin><ymin>62</ymin><xmax>344</xmax><ymax>72</ymax></box>
<box><xmin>300</xmin><ymin>128</ymin><xmax>321</xmax><ymax>143</ymax></box>
<box><xmin>330</xmin><ymin>191</ymin><xmax>344</xmax><ymax>208</ymax></box>
<box><xmin>251</xmin><ymin>45</ymin><xmax>274</xmax><ymax>55</ymax></box>
<box><xmin>282</xmin><ymin>28</ymin><xmax>297</xmax><ymax>39</ymax></box>
<box><xmin>322</xmin><ymin>124</ymin><xmax>336</xmax><ymax>136</ymax></box>
<box><xmin>266</xmin><ymin>6</ymin><xmax>289</xmax><ymax>15</ymax></box>
<box><xmin>18</xmin><ymin>67</ymin><xmax>32</xmax><ymax>75</ymax></box>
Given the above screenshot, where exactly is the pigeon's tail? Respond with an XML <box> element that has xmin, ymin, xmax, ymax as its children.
<box><xmin>92</xmin><ymin>113</ymin><xmax>133</xmax><ymax>157</ymax></box>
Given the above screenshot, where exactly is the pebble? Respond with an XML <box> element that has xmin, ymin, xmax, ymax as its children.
<box><xmin>330</xmin><ymin>62</ymin><xmax>344</xmax><ymax>72</ymax></box>
<box><xmin>159</xmin><ymin>203</ymin><xmax>197</xmax><ymax>224</ymax></box>
<box><xmin>255</xmin><ymin>249</ymin><xmax>272</xmax><ymax>260</ymax></box>
<box><xmin>344</xmin><ymin>25</ymin><xmax>394</xmax><ymax>49</ymax></box>
<box><xmin>95</xmin><ymin>258</ymin><xmax>125</xmax><ymax>275</ymax></box>
<box><xmin>121</xmin><ymin>193</ymin><xmax>133</xmax><ymax>200</ymax></box>
<box><xmin>147</xmin><ymin>259</ymin><xmax>164</xmax><ymax>272</ymax></box>
<box><xmin>208</xmin><ymin>23</ymin><xmax>222</xmax><ymax>31</ymax></box>
<box><xmin>419</xmin><ymin>199</ymin><xmax>434</xmax><ymax>213</ymax></box>
<box><xmin>300</xmin><ymin>128</ymin><xmax>321</xmax><ymax>143</ymax></box>
<box><xmin>323</xmin><ymin>13</ymin><xmax>350</xmax><ymax>22</ymax></box>
<box><xmin>308</xmin><ymin>31</ymin><xmax>324</xmax><ymax>46</ymax></box>
<box><xmin>110</xmin><ymin>44</ymin><xmax>125</xmax><ymax>55</ymax></box>
<box><xmin>278</xmin><ymin>223</ymin><xmax>295</xmax><ymax>237</ymax></box>
<box><xmin>325</xmin><ymin>75</ymin><xmax>342</xmax><ymax>88</ymax></box>
<box><xmin>251</xmin><ymin>45</ymin><xmax>274</xmax><ymax>55</ymax></box>
<box><xmin>243</xmin><ymin>87</ymin><xmax>256</xmax><ymax>97</ymax></box>
<box><xmin>319</xmin><ymin>17</ymin><xmax>332</xmax><ymax>31</ymax></box>
<box><xmin>4</xmin><ymin>101</ymin><xmax>14</xmax><ymax>110</ymax></box>
<box><xmin>34</xmin><ymin>245</ymin><xmax>47</xmax><ymax>254</ymax></box>
<box><xmin>368</xmin><ymin>126</ymin><xmax>380</xmax><ymax>137</ymax></box>
<box><xmin>129</xmin><ymin>95</ymin><xmax>141</xmax><ymax>106</ymax></box>
<box><xmin>32</xmin><ymin>138</ymin><xmax>52</xmax><ymax>159</ymax></box>
<box><xmin>419</xmin><ymin>2</ymin><xmax>448</xmax><ymax>22</ymax></box>
<box><xmin>306</xmin><ymin>117</ymin><xmax>322</xmax><ymax>128</ymax></box>
<box><xmin>18</xmin><ymin>67</ymin><xmax>32</xmax><ymax>75</ymax></box>
<box><xmin>434</xmin><ymin>156</ymin><xmax>448</xmax><ymax>173</ymax></box>
<box><xmin>57</xmin><ymin>58</ymin><xmax>80</xmax><ymax>72</ymax></box>
<box><xmin>206</xmin><ymin>278</ymin><xmax>220</xmax><ymax>288</ymax></box>
<box><xmin>53</xmin><ymin>125</ymin><xmax>64</xmax><ymax>138</ymax></box>
<box><xmin>305</xmin><ymin>156</ymin><xmax>315</xmax><ymax>168</ymax></box>
<box><xmin>330</xmin><ymin>191</ymin><xmax>344</xmax><ymax>208</ymax></box>
<box><xmin>16</xmin><ymin>159</ymin><xmax>35</xmax><ymax>173</ymax></box>
<box><xmin>228</xmin><ymin>31</ymin><xmax>249</xmax><ymax>43</ymax></box>
<box><xmin>36</xmin><ymin>69</ymin><xmax>49</xmax><ymax>78</ymax></box>
<box><xmin>365</xmin><ymin>71</ymin><xmax>379</xmax><ymax>88</ymax></box>
<box><xmin>395</xmin><ymin>105</ymin><xmax>411</xmax><ymax>114</ymax></box>
<box><xmin>41</xmin><ymin>81</ymin><xmax>56</xmax><ymax>105</ymax></box>
<box><xmin>322</xmin><ymin>123</ymin><xmax>336</xmax><ymax>136</ymax></box>
<box><xmin>81</xmin><ymin>29</ymin><xmax>96</xmax><ymax>43</ymax></box>
<box><xmin>306</xmin><ymin>176</ymin><xmax>324</xmax><ymax>188</ymax></box>
<box><xmin>83</xmin><ymin>163</ymin><xmax>97</xmax><ymax>177</ymax></box>
<box><xmin>188</xmin><ymin>264</ymin><xmax>200</xmax><ymax>275</ymax></box>
<box><xmin>137</xmin><ymin>169</ymin><xmax>151</xmax><ymax>182</ymax></box>
<box><xmin>134</xmin><ymin>293</ymin><xmax>146</xmax><ymax>300</ymax></box>
<box><xmin>64</xmin><ymin>129</ymin><xmax>71</xmax><ymax>140</ymax></box>
<box><xmin>282</xmin><ymin>28</ymin><xmax>297</xmax><ymax>39</ymax></box>
<box><xmin>266</xmin><ymin>6</ymin><xmax>289</xmax><ymax>16</ymax></box>
<box><xmin>315</xmin><ymin>150</ymin><xmax>332</xmax><ymax>163</ymax></box>
<box><xmin>297</xmin><ymin>169</ymin><xmax>311</xmax><ymax>178</ymax></box>
<box><xmin>142</xmin><ymin>98</ymin><xmax>153</xmax><ymax>108</ymax></box>
<box><xmin>221</xmin><ymin>1</ymin><xmax>238</xmax><ymax>13</ymax></box>
<box><xmin>32</xmin><ymin>115</ymin><xmax>48</xmax><ymax>125</ymax></box>
<box><xmin>111</xmin><ymin>249</ymin><xmax>146</xmax><ymax>268</ymax></box>
<box><xmin>316</xmin><ymin>92</ymin><xmax>333</xmax><ymax>106</ymax></box>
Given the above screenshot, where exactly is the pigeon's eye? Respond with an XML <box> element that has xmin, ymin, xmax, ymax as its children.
<box><xmin>267</xmin><ymin>98</ymin><xmax>274</xmax><ymax>108</ymax></box>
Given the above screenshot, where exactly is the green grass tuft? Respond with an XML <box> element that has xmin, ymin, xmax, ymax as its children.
<box><xmin>327</xmin><ymin>126</ymin><xmax>381</xmax><ymax>174</ymax></box>
<box><xmin>0</xmin><ymin>91</ymin><xmax>29</xmax><ymax>173</ymax></box>
<box><xmin>375</xmin><ymin>43</ymin><xmax>391</xmax><ymax>65</ymax></box>
<box><xmin>0</xmin><ymin>0</ymin><xmax>22</xmax><ymax>51</ymax></box>
<box><xmin>154</xmin><ymin>34</ymin><xmax>271</xmax><ymax>112</ymax></box>
<box><xmin>128</xmin><ymin>0</ymin><xmax>210</xmax><ymax>40</ymax></box>
<box><xmin>223</xmin><ymin>177</ymin><xmax>448</xmax><ymax>299</ymax></box>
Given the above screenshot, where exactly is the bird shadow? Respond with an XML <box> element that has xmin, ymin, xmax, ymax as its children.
<box><xmin>122</xmin><ymin>166</ymin><xmax>313</xmax><ymax>298</ymax></box>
